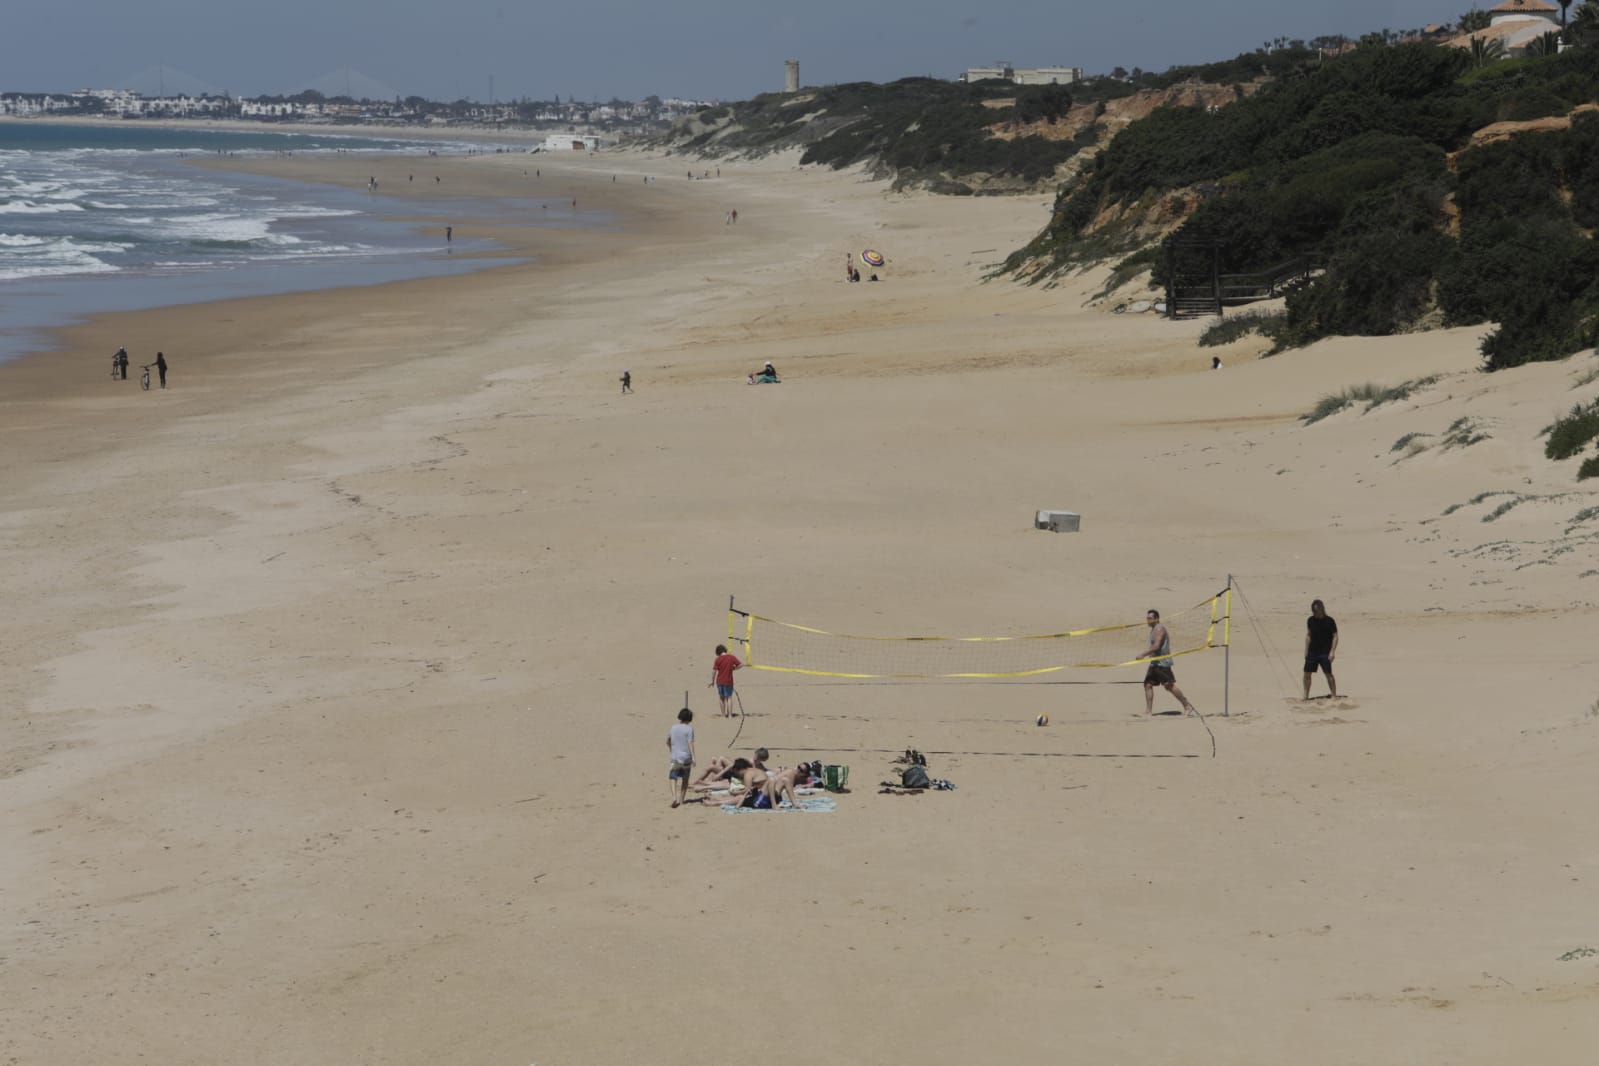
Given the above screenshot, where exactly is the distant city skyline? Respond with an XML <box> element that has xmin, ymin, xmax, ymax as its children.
<box><xmin>2</xmin><ymin>2</ymin><xmax>1484</xmax><ymax>102</ymax></box>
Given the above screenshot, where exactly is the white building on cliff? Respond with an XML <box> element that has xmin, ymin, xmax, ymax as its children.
<box><xmin>1448</xmin><ymin>0</ymin><xmax>1562</xmax><ymax>58</ymax></box>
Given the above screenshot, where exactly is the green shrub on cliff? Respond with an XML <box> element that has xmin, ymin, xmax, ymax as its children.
<box><xmin>1016</xmin><ymin>42</ymin><xmax>1599</xmax><ymax>369</ymax></box>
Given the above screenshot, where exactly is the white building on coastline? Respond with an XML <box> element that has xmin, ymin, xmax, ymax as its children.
<box><xmin>959</xmin><ymin>63</ymin><xmax>1084</xmax><ymax>85</ymax></box>
<box><xmin>538</xmin><ymin>131</ymin><xmax>611</xmax><ymax>151</ymax></box>
<box><xmin>1</xmin><ymin>89</ymin><xmax>230</xmax><ymax>117</ymax></box>
<box><xmin>0</xmin><ymin>93</ymin><xmax>74</xmax><ymax>115</ymax></box>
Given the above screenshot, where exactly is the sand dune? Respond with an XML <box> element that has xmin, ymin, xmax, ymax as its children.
<box><xmin>2</xmin><ymin>147</ymin><xmax>1597</xmax><ymax>1065</ymax></box>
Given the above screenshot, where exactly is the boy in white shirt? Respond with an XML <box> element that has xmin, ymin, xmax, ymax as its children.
<box><xmin>667</xmin><ymin>707</ymin><xmax>695</xmax><ymax>808</ymax></box>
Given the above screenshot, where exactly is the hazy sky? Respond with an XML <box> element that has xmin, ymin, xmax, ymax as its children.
<box><xmin>3</xmin><ymin>1</ymin><xmax>1482</xmax><ymax>102</ymax></box>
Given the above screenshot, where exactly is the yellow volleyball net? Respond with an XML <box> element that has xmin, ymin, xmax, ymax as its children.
<box><xmin>727</xmin><ymin>588</ymin><xmax>1231</xmax><ymax>680</ymax></box>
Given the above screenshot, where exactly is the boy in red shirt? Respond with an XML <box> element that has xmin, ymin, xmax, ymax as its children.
<box><xmin>710</xmin><ymin>644</ymin><xmax>742</xmax><ymax>717</ymax></box>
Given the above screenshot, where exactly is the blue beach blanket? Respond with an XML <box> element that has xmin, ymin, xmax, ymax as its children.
<box><xmin>721</xmin><ymin>796</ymin><xmax>837</xmax><ymax>814</ymax></box>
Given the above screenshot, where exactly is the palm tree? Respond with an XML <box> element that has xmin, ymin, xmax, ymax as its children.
<box><xmin>1572</xmin><ymin>1</ymin><xmax>1599</xmax><ymax>44</ymax></box>
<box><xmin>1459</xmin><ymin>7</ymin><xmax>1492</xmax><ymax>32</ymax></box>
<box><xmin>1526</xmin><ymin>29</ymin><xmax>1564</xmax><ymax>54</ymax></box>
<box><xmin>1470</xmin><ymin>34</ymin><xmax>1507</xmax><ymax>65</ymax></box>
<box><xmin>1559</xmin><ymin>0</ymin><xmax>1574</xmax><ymax>28</ymax></box>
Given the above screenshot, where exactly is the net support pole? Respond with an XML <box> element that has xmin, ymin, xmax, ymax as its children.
<box><xmin>1224</xmin><ymin>574</ymin><xmax>1233</xmax><ymax>717</ymax></box>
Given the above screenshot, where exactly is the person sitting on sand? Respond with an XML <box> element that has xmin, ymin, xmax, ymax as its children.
<box><xmin>747</xmin><ymin>361</ymin><xmax>780</xmax><ymax>385</ymax></box>
<box><xmin>760</xmin><ymin>761</ymin><xmax>817</xmax><ymax>810</ymax></box>
<box><xmin>696</xmin><ymin>757</ymin><xmax>768</xmax><ymax>799</ymax></box>
<box><xmin>690</xmin><ymin>758</ymin><xmax>737</xmax><ymax>792</ymax></box>
<box><xmin>735</xmin><ymin>763</ymin><xmax>812</xmax><ymax>811</ymax></box>
<box><xmin>691</xmin><ymin>748</ymin><xmax>768</xmax><ymax>791</ymax></box>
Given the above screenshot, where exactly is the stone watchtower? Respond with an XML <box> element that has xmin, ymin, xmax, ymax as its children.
<box><xmin>784</xmin><ymin>60</ymin><xmax>800</xmax><ymax>93</ymax></box>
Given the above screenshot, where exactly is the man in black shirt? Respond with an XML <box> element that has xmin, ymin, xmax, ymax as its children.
<box><xmin>1302</xmin><ymin>599</ymin><xmax>1339</xmax><ymax>700</ymax></box>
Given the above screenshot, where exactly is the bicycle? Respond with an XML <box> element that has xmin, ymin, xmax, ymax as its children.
<box><xmin>140</xmin><ymin>365</ymin><xmax>151</xmax><ymax>391</ymax></box>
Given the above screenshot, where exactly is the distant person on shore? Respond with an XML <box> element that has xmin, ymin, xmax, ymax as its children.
<box><xmin>1212</xmin><ymin>356</ymin><xmax>1223</xmax><ymax>370</ymax></box>
<box><xmin>446</xmin><ymin>225</ymin><xmax>452</xmax><ymax>243</ymax></box>
<box><xmin>667</xmin><ymin>706</ymin><xmax>695</xmax><ymax>808</ymax></box>
<box><xmin>114</xmin><ymin>346</ymin><xmax>129</xmax><ymax>380</ymax></box>
<box><xmin>711</xmin><ymin>644</ymin><xmax>742</xmax><ymax>717</ymax></box>
<box><xmin>620</xmin><ymin>369</ymin><xmax>632</xmax><ymax>394</ymax></box>
<box><xmin>1302</xmin><ymin>599</ymin><xmax>1339</xmax><ymax>700</ymax></box>
<box><xmin>1142</xmin><ymin>609</ymin><xmax>1196</xmax><ymax>716</ymax></box>
<box><xmin>154</xmin><ymin>351</ymin><xmax>167</xmax><ymax>389</ymax></box>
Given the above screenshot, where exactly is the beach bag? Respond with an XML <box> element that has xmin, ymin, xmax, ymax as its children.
<box><xmin>900</xmin><ymin>765</ymin><xmax>931</xmax><ymax>790</ymax></box>
<box><xmin>822</xmin><ymin>764</ymin><xmax>850</xmax><ymax>792</ymax></box>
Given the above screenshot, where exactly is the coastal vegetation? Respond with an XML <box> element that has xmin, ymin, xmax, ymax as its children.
<box><xmin>665</xmin><ymin>45</ymin><xmax>1339</xmax><ymax>191</ymax></box>
<box><xmin>1544</xmin><ymin>400</ymin><xmax>1599</xmax><ymax>474</ymax></box>
<box><xmin>1009</xmin><ymin>39</ymin><xmax>1599</xmax><ymax>373</ymax></box>
<box><xmin>1198</xmin><ymin>309</ymin><xmax>1287</xmax><ymax>348</ymax></box>
<box><xmin>1301</xmin><ymin>376</ymin><xmax>1441</xmax><ymax>423</ymax></box>
<box><xmin>673</xmin><ymin>78</ymin><xmax>1094</xmax><ymax>190</ymax></box>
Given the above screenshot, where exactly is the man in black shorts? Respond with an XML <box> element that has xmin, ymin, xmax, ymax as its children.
<box><xmin>1142</xmin><ymin>609</ymin><xmax>1196</xmax><ymax>716</ymax></box>
<box><xmin>1302</xmin><ymin>599</ymin><xmax>1339</xmax><ymax>699</ymax></box>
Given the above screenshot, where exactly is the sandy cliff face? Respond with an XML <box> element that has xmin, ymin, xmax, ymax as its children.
<box><xmin>975</xmin><ymin>81</ymin><xmax>1261</xmax><ymax>200</ymax></box>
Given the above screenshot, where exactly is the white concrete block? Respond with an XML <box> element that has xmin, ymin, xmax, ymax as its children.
<box><xmin>1035</xmin><ymin>510</ymin><xmax>1080</xmax><ymax>533</ymax></box>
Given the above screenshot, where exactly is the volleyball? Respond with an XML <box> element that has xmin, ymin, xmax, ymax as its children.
<box><xmin>1036</xmin><ymin>713</ymin><xmax>1049</xmax><ymax>727</ymax></box>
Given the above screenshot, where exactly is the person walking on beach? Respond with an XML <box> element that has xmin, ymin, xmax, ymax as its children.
<box><xmin>711</xmin><ymin>644</ymin><xmax>742</xmax><ymax>717</ymax></box>
<box><xmin>1302</xmin><ymin>599</ymin><xmax>1339</xmax><ymax>700</ymax></box>
<box><xmin>1142</xmin><ymin>609</ymin><xmax>1196</xmax><ymax>716</ymax></box>
<box><xmin>620</xmin><ymin>369</ymin><xmax>632</xmax><ymax>394</ymax></box>
<box><xmin>115</xmin><ymin>347</ymin><xmax>129</xmax><ymax>380</ymax></box>
<box><xmin>446</xmin><ymin>225</ymin><xmax>452</xmax><ymax>243</ymax></box>
<box><xmin>667</xmin><ymin>706</ymin><xmax>695</xmax><ymax>808</ymax></box>
<box><xmin>154</xmin><ymin>351</ymin><xmax>168</xmax><ymax>389</ymax></box>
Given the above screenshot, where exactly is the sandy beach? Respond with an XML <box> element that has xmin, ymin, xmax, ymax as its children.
<box><xmin>4</xmin><ymin>146</ymin><xmax>1599</xmax><ymax>1064</ymax></box>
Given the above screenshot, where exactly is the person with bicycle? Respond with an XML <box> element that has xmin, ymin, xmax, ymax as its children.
<box><xmin>114</xmin><ymin>347</ymin><xmax>129</xmax><ymax>380</ymax></box>
<box><xmin>154</xmin><ymin>351</ymin><xmax>167</xmax><ymax>389</ymax></box>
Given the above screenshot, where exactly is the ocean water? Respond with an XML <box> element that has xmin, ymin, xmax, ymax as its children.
<box><xmin>0</xmin><ymin>122</ymin><xmax>584</xmax><ymax>362</ymax></box>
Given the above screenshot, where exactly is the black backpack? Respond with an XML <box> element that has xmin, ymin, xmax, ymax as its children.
<box><xmin>900</xmin><ymin>764</ymin><xmax>931</xmax><ymax>789</ymax></box>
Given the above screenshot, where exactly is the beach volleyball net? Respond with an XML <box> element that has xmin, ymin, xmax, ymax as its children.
<box><xmin>727</xmin><ymin>589</ymin><xmax>1231</xmax><ymax>680</ymax></box>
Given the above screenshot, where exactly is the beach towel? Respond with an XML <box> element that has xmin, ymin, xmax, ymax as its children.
<box><xmin>721</xmin><ymin>796</ymin><xmax>837</xmax><ymax>814</ymax></box>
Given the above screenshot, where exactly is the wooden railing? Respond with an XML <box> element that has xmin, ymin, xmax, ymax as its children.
<box><xmin>1217</xmin><ymin>258</ymin><xmax>1317</xmax><ymax>304</ymax></box>
<box><xmin>1165</xmin><ymin>244</ymin><xmax>1319</xmax><ymax>319</ymax></box>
